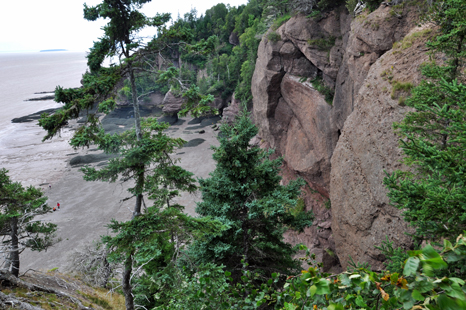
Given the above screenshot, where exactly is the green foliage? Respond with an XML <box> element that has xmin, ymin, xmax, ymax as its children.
<box><xmin>164</xmin><ymin>236</ymin><xmax>466</xmax><ymax>309</ymax></box>
<box><xmin>390</xmin><ymin>80</ymin><xmax>413</xmax><ymax>100</ymax></box>
<box><xmin>267</xmin><ymin>31</ymin><xmax>282</xmax><ymax>42</ymax></box>
<box><xmin>272</xmin><ymin>14</ymin><xmax>291</xmax><ymax>30</ymax></box>
<box><xmin>103</xmin><ymin>207</ymin><xmax>223</xmax><ymax>308</ymax></box>
<box><xmin>392</xmin><ymin>28</ymin><xmax>433</xmax><ymax>51</ymax></box>
<box><xmin>180</xmin><ymin>85</ymin><xmax>217</xmax><ymax>118</ymax></box>
<box><xmin>307</xmin><ymin>35</ymin><xmax>336</xmax><ymax>50</ymax></box>
<box><xmin>161</xmin><ymin>262</ymin><xmax>285</xmax><ymax>309</ymax></box>
<box><xmin>39</xmin><ymin>67</ymin><xmax>121</xmax><ymax>141</ymax></box>
<box><xmin>364</xmin><ymin>0</ymin><xmax>385</xmax><ymax>11</ymax></box>
<box><xmin>0</xmin><ymin>169</ymin><xmax>57</xmax><ymax>276</ymax></box>
<box><xmin>384</xmin><ymin>76</ymin><xmax>466</xmax><ymax>242</ymax></box>
<box><xmin>80</xmin><ymin>118</ymin><xmax>194</xmax><ymax>201</ymax></box>
<box><xmin>275</xmin><ymin>236</ymin><xmax>466</xmax><ymax>309</ymax></box>
<box><xmin>119</xmin><ymin>69</ymin><xmax>169</xmax><ymax>103</ymax></box>
<box><xmin>82</xmin><ymin>118</ymin><xmax>223</xmax><ymax>309</ymax></box>
<box><xmin>421</xmin><ymin>0</ymin><xmax>466</xmax><ymax>76</ymax></box>
<box><xmin>190</xmin><ymin>113</ymin><xmax>313</xmax><ymax>281</ymax></box>
<box><xmin>384</xmin><ymin>0</ymin><xmax>466</xmax><ymax>244</ymax></box>
<box><xmin>307</xmin><ymin>10</ymin><xmax>322</xmax><ymax>19</ymax></box>
<box><xmin>375</xmin><ymin>237</ymin><xmax>410</xmax><ymax>274</ymax></box>
<box><xmin>345</xmin><ymin>0</ymin><xmax>358</xmax><ymax>14</ymax></box>
<box><xmin>83</xmin><ymin>0</ymin><xmax>170</xmax><ymax>70</ymax></box>
<box><xmin>309</xmin><ymin>76</ymin><xmax>334</xmax><ymax>104</ymax></box>
<box><xmin>317</xmin><ymin>0</ymin><xmax>345</xmax><ymax>11</ymax></box>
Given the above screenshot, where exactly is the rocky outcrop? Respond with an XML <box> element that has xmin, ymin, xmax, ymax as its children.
<box><xmin>330</xmin><ymin>26</ymin><xmax>433</xmax><ymax>270</ymax></box>
<box><xmin>222</xmin><ymin>94</ymin><xmax>241</xmax><ymax>125</ymax></box>
<box><xmin>147</xmin><ymin>92</ymin><xmax>165</xmax><ymax>107</ymax></box>
<box><xmin>161</xmin><ymin>90</ymin><xmax>185</xmax><ymax>116</ymax></box>
<box><xmin>229</xmin><ymin>32</ymin><xmax>240</xmax><ymax>46</ymax></box>
<box><xmin>252</xmin><ymin>3</ymin><xmax>427</xmax><ymax>269</ymax></box>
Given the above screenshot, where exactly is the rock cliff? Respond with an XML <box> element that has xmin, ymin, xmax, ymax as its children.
<box><xmin>252</xmin><ymin>3</ymin><xmax>431</xmax><ymax>270</ymax></box>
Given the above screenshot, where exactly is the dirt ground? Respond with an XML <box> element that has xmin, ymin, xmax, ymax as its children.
<box><xmin>1</xmin><ymin>108</ymin><xmax>220</xmax><ymax>272</ymax></box>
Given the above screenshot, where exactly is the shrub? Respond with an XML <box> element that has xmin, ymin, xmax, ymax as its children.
<box><xmin>272</xmin><ymin>14</ymin><xmax>291</xmax><ymax>30</ymax></box>
<box><xmin>267</xmin><ymin>31</ymin><xmax>282</xmax><ymax>42</ymax></box>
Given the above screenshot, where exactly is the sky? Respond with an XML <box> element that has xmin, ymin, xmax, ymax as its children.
<box><xmin>0</xmin><ymin>0</ymin><xmax>249</xmax><ymax>52</ymax></box>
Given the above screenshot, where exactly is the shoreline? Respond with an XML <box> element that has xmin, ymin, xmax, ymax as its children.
<box><xmin>8</xmin><ymin>106</ymin><xmax>220</xmax><ymax>272</ymax></box>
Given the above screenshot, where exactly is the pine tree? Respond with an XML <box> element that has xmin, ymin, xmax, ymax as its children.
<box><xmin>0</xmin><ymin>169</ymin><xmax>57</xmax><ymax>277</ymax></box>
<box><xmin>190</xmin><ymin>113</ymin><xmax>313</xmax><ymax>280</ymax></box>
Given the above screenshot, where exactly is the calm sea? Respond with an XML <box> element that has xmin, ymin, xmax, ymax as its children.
<box><xmin>0</xmin><ymin>52</ymin><xmax>88</xmax><ymax>136</ymax></box>
<box><xmin>0</xmin><ymin>52</ymin><xmax>88</xmax><ymax>185</ymax></box>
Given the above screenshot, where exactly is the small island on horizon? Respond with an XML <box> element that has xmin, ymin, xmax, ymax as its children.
<box><xmin>40</xmin><ymin>49</ymin><xmax>68</xmax><ymax>52</ymax></box>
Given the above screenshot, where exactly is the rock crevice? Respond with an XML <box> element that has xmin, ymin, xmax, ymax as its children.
<box><xmin>252</xmin><ymin>4</ymin><xmax>428</xmax><ymax>270</ymax></box>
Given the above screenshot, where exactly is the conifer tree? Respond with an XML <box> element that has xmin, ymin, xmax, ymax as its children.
<box><xmin>0</xmin><ymin>169</ymin><xmax>57</xmax><ymax>277</ymax></box>
<box><xmin>384</xmin><ymin>0</ymin><xmax>466</xmax><ymax>243</ymax></box>
<box><xmin>38</xmin><ymin>2</ymin><xmax>222</xmax><ymax>308</ymax></box>
<box><xmin>190</xmin><ymin>113</ymin><xmax>313</xmax><ymax>280</ymax></box>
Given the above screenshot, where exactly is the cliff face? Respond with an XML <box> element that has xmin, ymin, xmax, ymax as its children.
<box><xmin>252</xmin><ymin>3</ymin><xmax>429</xmax><ymax>270</ymax></box>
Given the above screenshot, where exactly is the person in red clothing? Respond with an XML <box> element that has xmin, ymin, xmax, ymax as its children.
<box><xmin>57</xmin><ymin>202</ymin><xmax>60</xmax><ymax>210</ymax></box>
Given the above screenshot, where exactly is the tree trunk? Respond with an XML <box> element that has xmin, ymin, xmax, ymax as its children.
<box><xmin>101</xmin><ymin>253</ymin><xmax>111</xmax><ymax>288</ymax></box>
<box><xmin>242</xmin><ymin>217</ymin><xmax>249</xmax><ymax>273</ymax></box>
<box><xmin>122</xmin><ymin>254</ymin><xmax>134</xmax><ymax>310</ymax></box>
<box><xmin>10</xmin><ymin>217</ymin><xmax>19</xmax><ymax>278</ymax></box>
<box><xmin>133</xmin><ymin>166</ymin><xmax>144</xmax><ymax>218</ymax></box>
<box><xmin>128</xmin><ymin>61</ymin><xmax>142</xmax><ymax>141</ymax></box>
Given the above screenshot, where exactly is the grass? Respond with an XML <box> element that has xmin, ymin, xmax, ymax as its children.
<box><xmin>307</xmin><ymin>36</ymin><xmax>336</xmax><ymax>51</ymax></box>
<box><xmin>77</xmin><ymin>288</ymin><xmax>125</xmax><ymax>310</ymax></box>
<box><xmin>389</xmin><ymin>3</ymin><xmax>404</xmax><ymax>17</ymax></box>
<box><xmin>293</xmin><ymin>197</ymin><xmax>306</xmax><ymax>215</ymax></box>
<box><xmin>391</xmin><ymin>81</ymin><xmax>413</xmax><ymax>99</ymax></box>
<box><xmin>381</xmin><ymin>66</ymin><xmax>414</xmax><ymax>105</ymax></box>
<box><xmin>2</xmin><ymin>272</ymin><xmax>125</xmax><ymax>310</ymax></box>
<box><xmin>392</xmin><ymin>28</ymin><xmax>433</xmax><ymax>51</ymax></box>
<box><xmin>309</xmin><ymin>77</ymin><xmax>334</xmax><ymax>105</ymax></box>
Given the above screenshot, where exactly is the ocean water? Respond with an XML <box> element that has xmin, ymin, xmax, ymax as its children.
<box><xmin>0</xmin><ymin>51</ymin><xmax>87</xmax><ymax>131</ymax></box>
<box><xmin>0</xmin><ymin>52</ymin><xmax>88</xmax><ymax>184</ymax></box>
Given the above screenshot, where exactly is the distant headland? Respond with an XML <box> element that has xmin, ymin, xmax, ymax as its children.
<box><xmin>40</xmin><ymin>49</ymin><xmax>68</xmax><ymax>52</ymax></box>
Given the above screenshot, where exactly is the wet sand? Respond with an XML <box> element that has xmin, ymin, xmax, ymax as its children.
<box><xmin>2</xmin><ymin>108</ymin><xmax>220</xmax><ymax>272</ymax></box>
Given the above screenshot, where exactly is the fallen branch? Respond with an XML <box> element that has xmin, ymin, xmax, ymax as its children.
<box><xmin>0</xmin><ymin>270</ymin><xmax>93</xmax><ymax>310</ymax></box>
<box><xmin>0</xmin><ymin>291</ymin><xmax>42</xmax><ymax>310</ymax></box>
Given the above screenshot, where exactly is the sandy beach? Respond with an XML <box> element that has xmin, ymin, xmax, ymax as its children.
<box><xmin>2</xmin><ymin>106</ymin><xmax>220</xmax><ymax>272</ymax></box>
<box><xmin>0</xmin><ymin>52</ymin><xmax>221</xmax><ymax>274</ymax></box>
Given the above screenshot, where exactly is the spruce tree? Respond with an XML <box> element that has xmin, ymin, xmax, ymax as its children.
<box><xmin>384</xmin><ymin>0</ymin><xmax>466</xmax><ymax>243</ymax></box>
<box><xmin>191</xmin><ymin>113</ymin><xmax>313</xmax><ymax>280</ymax></box>
<box><xmin>0</xmin><ymin>169</ymin><xmax>57</xmax><ymax>277</ymax></box>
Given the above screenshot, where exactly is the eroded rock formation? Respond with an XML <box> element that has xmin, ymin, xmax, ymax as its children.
<box><xmin>161</xmin><ymin>90</ymin><xmax>185</xmax><ymax>116</ymax></box>
<box><xmin>252</xmin><ymin>3</ymin><xmax>428</xmax><ymax>270</ymax></box>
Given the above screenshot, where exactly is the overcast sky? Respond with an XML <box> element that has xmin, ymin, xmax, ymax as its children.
<box><xmin>0</xmin><ymin>0</ymin><xmax>248</xmax><ymax>52</ymax></box>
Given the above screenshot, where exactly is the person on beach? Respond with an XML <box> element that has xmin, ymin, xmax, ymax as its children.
<box><xmin>57</xmin><ymin>202</ymin><xmax>60</xmax><ymax>209</ymax></box>
<box><xmin>49</xmin><ymin>184</ymin><xmax>51</xmax><ymax>190</ymax></box>
<box><xmin>53</xmin><ymin>207</ymin><xmax>56</xmax><ymax>211</ymax></box>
